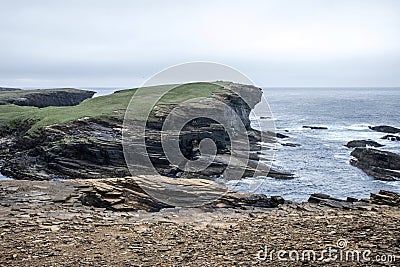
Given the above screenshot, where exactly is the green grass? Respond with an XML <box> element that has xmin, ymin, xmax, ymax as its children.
<box><xmin>0</xmin><ymin>82</ymin><xmax>227</xmax><ymax>135</ymax></box>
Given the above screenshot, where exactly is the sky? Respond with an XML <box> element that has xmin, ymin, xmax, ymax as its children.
<box><xmin>0</xmin><ymin>0</ymin><xmax>399</xmax><ymax>88</ymax></box>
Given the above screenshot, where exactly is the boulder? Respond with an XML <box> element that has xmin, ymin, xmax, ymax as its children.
<box><xmin>345</xmin><ymin>140</ymin><xmax>384</xmax><ymax>148</ymax></box>
<box><xmin>369</xmin><ymin>125</ymin><xmax>400</xmax><ymax>134</ymax></box>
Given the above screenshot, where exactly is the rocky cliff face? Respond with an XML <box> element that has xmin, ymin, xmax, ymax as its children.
<box><xmin>0</xmin><ymin>83</ymin><xmax>291</xmax><ymax>181</ymax></box>
<box><xmin>0</xmin><ymin>88</ymin><xmax>95</xmax><ymax>107</ymax></box>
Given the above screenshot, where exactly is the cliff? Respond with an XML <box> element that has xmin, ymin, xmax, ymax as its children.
<box><xmin>0</xmin><ymin>88</ymin><xmax>95</xmax><ymax>107</ymax></box>
<box><xmin>0</xmin><ymin>82</ymin><xmax>292</xmax><ymax>180</ymax></box>
<box><xmin>0</xmin><ymin>87</ymin><xmax>21</xmax><ymax>92</ymax></box>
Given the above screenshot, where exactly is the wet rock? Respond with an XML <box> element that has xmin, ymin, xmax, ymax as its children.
<box><xmin>345</xmin><ymin>140</ymin><xmax>384</xmax><ymax>148</ymax></box>
<box><xmin>350</xmin><ymin>148</ymin><xmax>400</xmax><ymax>181</ymax></box>
<box><xmin>281</xmin><ymin>142</ymin><xmax>301</xmax><ymax>147</ymax></box>
<box><xmin>276</xmin><ymin>132</ymin><xmax>289</xmax><ymax>138</ymax></box>
<box><xmin>381</xmin><ymin>134</ymin><xmax>400</xmax><ymax>141</ymax></box>
<box><xmin>302</xmin><ymin>126</ymin><xmax>328</xmax><ymax>130</ymax></box>
<box><xmin>369</xmin><ymin>125</ymin><xmax>400</xmax><ymax>134</ymax></box>
<box><xmin>308</xmin><ymin>193</ymin><xmax>343</xmax><ymax>204</ymax></box>
<box><xmin>266</xmin><ymin>169</ymin><xmax>294</xmax><ymax>179</ymax></box>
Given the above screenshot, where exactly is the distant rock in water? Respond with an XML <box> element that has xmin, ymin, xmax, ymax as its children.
<box><xmin>369</xmin><ymin>125</ymin><xmax>400</xmax><ymax>134</ymax></box>
<box><xmin>302</xmin><ymin>125</ymin><xmax>328</xmax><ymax>130</ymax></box>
<box><xmin>350</xmin><ymin>148</ymin><xmax>400</xmax><ymax>181</ymax></box>
<box><xmin>0</xmin><ymin>87</ymin><xmax>21</xmax><ymax>92</ymax></box>
<box><xmin>281</xmin><ymin>142</ymin><xmax>301</xmax><ymax>147</ymax></box>
<box><xmin>381</xmin><ymin>134</ymin><xmax>400</xmax><ymax>141</ymax></box>
<box><xmin>0</xmin><ymin>88</ymin><xmax>95</xmax><ymax>108</ymax></box>
<box><xmin>345</xmin><ymin>140</ymin><xmax>384</xmax><ymax>148</ymax></box>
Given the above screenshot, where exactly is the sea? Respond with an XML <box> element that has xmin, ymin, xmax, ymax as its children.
<box><xmin>233</xmin><ymin>87</ymin><xmax>400</xmax><ymax>201</ymax></box>
<box><xmin>1</xmin><ymin>87</ymin><xmax>399</xmax><ymax>202</ymax></box>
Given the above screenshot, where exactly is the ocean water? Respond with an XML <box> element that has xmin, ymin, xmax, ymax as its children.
<box><xmin>231</xmin><ymin>87</ymin><xmax>400</xmax><ymax>201</ymax></box>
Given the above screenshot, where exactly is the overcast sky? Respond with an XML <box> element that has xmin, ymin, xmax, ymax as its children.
<box><xmin>0</xmin><ymin>0</ymin><xmax>399</xmax><ymax>87</ymax></box>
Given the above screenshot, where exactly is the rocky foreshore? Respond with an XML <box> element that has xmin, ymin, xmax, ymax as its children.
<box><xmin>350</xmin><ymin>147</ymin><xmax>400</xmax><ymax>181</ymax></box>
<box><xmin>0</xmin><ymin>178</ymin><xmax>399</xmax><ymax>266</ymax></box>
<box><xmin>343</xmin><ymin>125</ymin><xmax>400</xmax><ymax>181</ymax></box>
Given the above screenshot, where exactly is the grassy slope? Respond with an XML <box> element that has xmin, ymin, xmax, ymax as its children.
<box><xmin>0</xmin><ymin>82</ymin><xmax>226</xmax><ymax>135</ymax></box>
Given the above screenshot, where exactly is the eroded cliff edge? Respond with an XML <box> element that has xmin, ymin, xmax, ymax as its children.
<box><xmin>0</xmin><ymin>82</ymin><xmax>291</xmax><ymax>180</ymax></box>
<box><xmin>0</xmin><ymin>88</ymin><xmax>95</xmax><ymax>107</ymax></box>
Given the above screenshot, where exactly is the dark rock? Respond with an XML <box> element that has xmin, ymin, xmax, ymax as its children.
<box><xmin>345</xmin><ymin>140</ymin><xmax>384</xmax><ymax>148</ymax></box>
<box><xmin>350</xmin><ymin>148</ymin><xmax>400</xmax><ymax>181</ymax></box>
<box><xmin>346</xmin><ymin>197</ymin><xmax>359</xmax><ymax>203</ymax></box>
<box><xmin>281</xmin><ymin>142</ymin><xmax>301</xmax><ymax>147</ymax></box>
<box><xmin>266</xmin><ymin>169</ymin><xmax>294</xmax><ymax>179</ymax></box>
<box><xmin>0</xmin><ymin>88</ymin><xmax>95</xmax><ymax>107</ymax></box>
<box><xmin>308</xmin><ymin>194</ymin><xmax>359</xmax><ymax>209</ymax></box>
<box><xmin>302</xmin><ymin>126</ymin><xmax>328</xmax><ymax>130</ymax></box>
<box><xmin>370</xmin><ymin>190</ymin><xmax>400</xmax><ymax>206</ymax></box>
<box><xmin>270</xmin><ymin>196</ymin><xmax>285</xmax><ymax>205</ymax></box>
<box><xmin>369</xmin><ymin>125</ymin><xmax>400</xmax><ymax>134</ymax></box>
<box><xmin>308</xmin><ymin>193</ymin><xmax>342</xmax><ymax>203</ymax></box>
<box><xmin>276</xmin><ymin>132</ymin><xmax>289</xmax><ymax>138</ymax></box>
<box><xmin>381</xmin><ymin>135</ymin><xmax>400</xmax><ymax>141</ymax></box>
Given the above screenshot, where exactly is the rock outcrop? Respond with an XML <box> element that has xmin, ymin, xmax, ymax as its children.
<box><xmin>302</xmin><ymin>126</ymin><xmax>328</xmax><ymax>130</ymax></box>
<box><xmin>0</xmin><ymin>83</ymin><xmax>292</xmax><ymax>180</ymax></box>
<box><xmin>370</xmin><ymin>190</ymin><xmax>400</xmax><ymax>206</ymax></box>
<box><xmin>78</xmin><ymin>177</ymin><xmax>284</xmax><ymax>211</ymax></box>
<box><xmin>381</xmin><ymin>134</ymin><xmax>400</xmax><ymax>141</ymax></box>
<box><xmin>308</xmin><ymin>190</ymin><xmax>400</xmax><ymax>209</ymax></box>
<box><xmin>369</xmin><ymin>125</ymin><xmax>400</xmax><ymax>134</ymax></box>
<box><xmin>345</xmin><ymin>139</ymin><xmax>384</xmax><ymax>148</ymax></box>
<box><xmin>0</xmin><ymin>88</ymin><xmax>95</xmax><ymax>107</ymax></box>
<box><xmin>0</xmin><ymin>177</ymin><xmax>284</xmax><ymax>212</ymax></box>
<box><xmin>350</xmin><ymin>148</ymin><xmax>400</xmax><ymax>181</ymax></box>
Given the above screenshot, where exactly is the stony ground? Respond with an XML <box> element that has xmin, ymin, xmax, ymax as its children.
<box><xmin>1</xmin><ymin>180</ymin><xmax>399</xmax><ymax>266</ymax></box>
